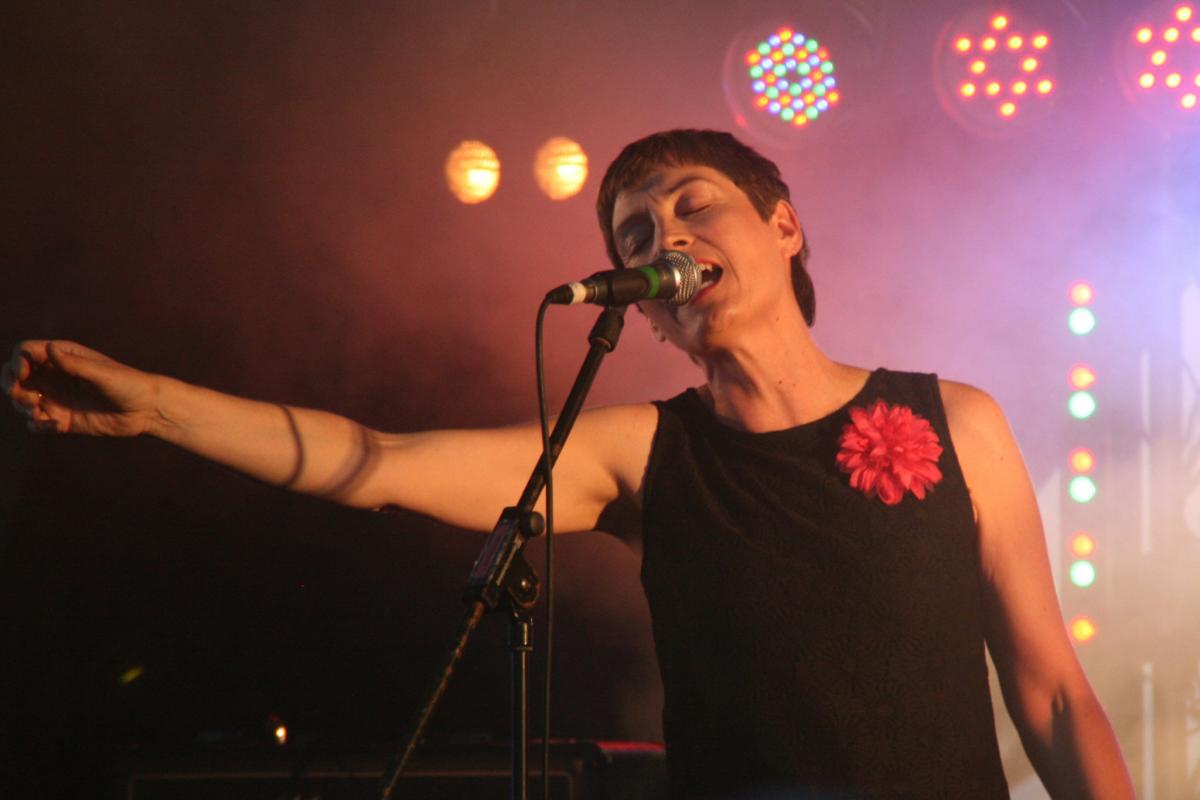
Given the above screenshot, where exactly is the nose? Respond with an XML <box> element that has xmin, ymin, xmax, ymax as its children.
<box><xmin>661</xmin><ymin>224</ymin><xmax>693</xmax><ymax>253</ymax></box>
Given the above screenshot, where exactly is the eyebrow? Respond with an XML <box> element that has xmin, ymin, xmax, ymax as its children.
<box><xmin>612</xmin><ymin>175</ymin><xmax>712</xmax><ymax>243</ymax></box>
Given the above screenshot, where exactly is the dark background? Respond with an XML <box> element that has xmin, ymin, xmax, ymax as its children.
<box><xmin>3</xmin><ymin>0</ymin><xmax>1197</xmax><ymax>796</ymax></box>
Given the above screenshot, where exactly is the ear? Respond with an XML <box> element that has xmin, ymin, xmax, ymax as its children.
<box><xmin>770</xmin><ymin>199</ymin><xmax>804</xmax><ymax>259</ymax></box>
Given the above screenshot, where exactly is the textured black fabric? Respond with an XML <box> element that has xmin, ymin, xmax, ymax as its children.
<box><xmin>641</xmin><ymin>368</ymin><xmax>1009</xmax><ymax>799</ymax></box>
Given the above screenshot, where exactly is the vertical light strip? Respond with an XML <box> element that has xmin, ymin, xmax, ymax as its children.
<box><xmin>1142</xmin><ymin>661</ymin><xmax>1155</xmax><ymax>800</ymax></box>
<box><xmin>1141</xmin><ymin>351</ymin><xmax>1153</xmax><ymax>556</ymax></box>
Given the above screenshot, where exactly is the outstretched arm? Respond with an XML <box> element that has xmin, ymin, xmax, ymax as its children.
<box><xmin>942</xmin><ymin>380</ymin><xmax>1134</xmax><ymax>800</ymax></box>
<box><xmin>3</xmin><ymin>340</ymin><xmax>656</xmax><ymax>535</ymax></box>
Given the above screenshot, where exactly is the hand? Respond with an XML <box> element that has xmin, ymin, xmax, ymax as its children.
<box><xmin>2</xmin><ymin>340</ymin><xmax>159</xmax><ymax>436</ymax></box>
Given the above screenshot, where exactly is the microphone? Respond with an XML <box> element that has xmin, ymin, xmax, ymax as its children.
<box><xmin>546</xmin><ymin>250</ymin><xmax>701</xmax><ymax>306</ymax></box>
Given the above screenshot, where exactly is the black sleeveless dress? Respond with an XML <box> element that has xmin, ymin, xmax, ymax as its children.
<box><xmin>641</xmin><ymin>368</ymin><xmax>1009</xmax><ymax>799</ymax></box>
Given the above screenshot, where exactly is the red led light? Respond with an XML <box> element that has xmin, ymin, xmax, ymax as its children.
<box><xmin>1070</xmin><ymin>532</ymin><xmax>1096</xmax><ymax>558</ymax></box>
<box><xmin>956</xmin><ymin>37</ymin><xmax>972</xmax><ymax>52</ymax></box>
<box><xmin>999</xmin><ymin>101</ymin><xmax>1017</xmax><ymax>116</ymax></box>
<box><xmin>1069</xmin><ymin>364</ymin><xmax>1097</xmax><ymax>390</ymax></box>
<box><xmin>1070</xmin><ymin>448</ymin><xmax>1096</xmax><ymax>474</ymax></box>
<box><xmin>1071</xmin><ymin>616</ymin><xmax>1097</xmax><ymax>643</ymax></box>
<box><xmin>1069</xmin><ymin>281</ymin><xmax>1094</xmax><ymax>305</ymax></box>
<box><xmin>992</xmin><ymin>15</ymin><xmax>1009</xmax><ymax>30</ymax></box>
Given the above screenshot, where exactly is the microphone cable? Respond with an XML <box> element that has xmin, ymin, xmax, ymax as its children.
<box><xmin>535</xmin><ymin>296</ymin><xmax>555</xmax><ymax>800</ymax></box>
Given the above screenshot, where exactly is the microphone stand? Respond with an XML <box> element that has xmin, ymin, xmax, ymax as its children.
<box><xmin>379</xmin><ymin>304</ymin><xmax>627</xmax><ymax>800</ymax></box>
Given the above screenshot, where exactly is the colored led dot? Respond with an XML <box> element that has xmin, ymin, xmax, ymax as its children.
<box><xmin>1070</xmin><ymin>560</ymin><xmax>1097</xmax><ymax>588</ymax></box>
<box><xmin>814</xmin><ymin>84</ymin><xmax>826</xmax><ymax>96</ymax></box>
<box><xmin>828</xmin><ymin>90</ymin><xmax>840</xmax><ymax>102</ymax></box>
<box><xmin>1179</xmin><ymin>6</ymin><xmax>1194</xmax><ymax>22</ymax></box>
<box><xmin>1152</xmin><ymin>50</ymin><xmax>1167</xmax><ymax>66</ymax></box>
<box><xmin>768</xmin><ymin>101</ymin><xmax>781</xmax><ymax>114</ymax></box>
<box><xmin>1071</xmin><ymin>617</ymin><xmax>1097</xmax><ymax>644</ymax></box>
<box><xmin>790</xmin><ymin>84</ymin><xmax>802</xmax><ymax>95</ymax></box>
<box><xmin>1023</xmin><ymin>57</ymin><xmax>1039</xmax><ymax>72</ymax></box>
<box><xmin>1167</xmin><ymin>73</ymin><xmax>1183</xmax><ymax>88</ymax></box>
<box><xmin>1069</xmin><ymin>391</ymin><xmax>1097</xmax><ymax>420</ymax></box>
<box><xmin>1008</xmin><ymin>35</ymin><xmax>1024</xmax><ymax>49</ymax></box>
<box><xmin>745</xmin><ymin>52</ymin><xmax>759</xmax><ymax>65</ymax></box>
<box><xmin>755</xmin><ymin>96</ymin><xmax>769</xmax><ymax>108</ymax></box>
<box><xmin>816</xmin><ymin>99</ymin><xmax>830</xmax><ymax>111</ymax></box>
<box><xmin>778</xmin><ymin>28</ymin><xmax>793</xmax><ymax>41</ymax></box>
<box><xmin>1069</xmin><ymin>476</ymin><xmax>1098</xmax><ymax>503</ymax></box>
<box><xmin>817</xmin><ymin>48</ymin><xmax>828</xmax><ymax>59</ymax></box>
<box><xmin>1071</xmin><ymin>532</ymin><xmax>1096</xmax><ymax>558</ymax></box>
<box><xmin>782</xmin><ymin>43</ymin><xmax>795</xmax><ymax>56</ymax></box>
<box><xmin>1136</xmin><ymin>27</ymin><xmax>1154</xmax><ymax>43</ymax></box>
<box><xmin>992</xmin><ymin>14</ymin><xmax>1009</xmax><ymax>30</ymax></box>
<box><xmin>1193</xmin><ymin>28</ymin><xmax>1200</xmax><ymax>42</ymax></box>
<box><xmin>982</xmin><ymin>37</ymin><xmax>998</xmax><ymax>51</ymax></box>
<box><xmin>806</xmin><ymin>39</ymin><xmax>819</xmax><ymax>52</ymax></box>
<box><xmin>1033</xmin><ymin>34</ymin><xmax>1049</xmax><ymax>49</ymax></box>
<box><xmin>750</xmin><ymin>67</ymin><xmax>764</xmax><ymax>79</ymax></box>
<box><xmin>769</xmin><ymin>34</ymin><xmax>781</xmax><ymax>46</ymax></box>
<box><xmin>794</xmin><ymin>115</ymin><xmax>807</xmax><ymax>126</ymax></box>
<box><xmin>1070</xmin><ymin>281</ymin><xmax>1094</xmax><ymax>305</ymax></box>
<box><xmin>1070</xmin><ymin>448</ymin><xmax>1096</xmax><ymax>473</ymax></box>
<box><xmin>1013</xmin><ymin>80</ymin><xmax>1028</xmax><ymax>94</ymax></box>
<box><xmin>812</xmin><ymin>71</ymin><xmax>824</xmax><ymax>81</ymax></box>
<box><xmin>986</xmin><ymin>81</ymin><xmax>1002</xmax><ymax>96</ymax></box>
<box><xmin>1166</xmin><ymin>27</ymin><xmax>1181</xmax><ymax>42</ymax></box>
<box><xmin>1037</xmin><ymin>79</ymin><xmax>1054</xmax><ymax>94</ymax></box>
<box><xmin>961</xmin><ymin>82</ymin><xmax>978</xmax><ymax>97</ymax></box>
<box><xmin>822</xmin><ymin>61</ymin><xmax>834</xmax><ymax>73</ymax></box>
<box><xmin>793</xmin><ymin>33</ymin><xmax>805</xmax><ymax>45</ymax></box>
<box><xmin>767</xmin><ymin>86</ymin><xmax>780</xmax><ymax>98</ymax></box>
<box><xmin>1140</xmin><ymin>72</ymin><xmax>1156</xmax><ymax>89</ymax></box>
<box><xmin>785</xmin><ymin>59</ymin><xmax>797</xmax><ymax>69</ymax></box>
<box><xmin>955</xmin><ymin>37</ymin><xmax>972</xmax><ymax>52</ymax></box>
<box><xmin>1069</xmin><ymin>307</ymin><xmax>1096</xmax><ymax>335</ymax></box>
<box><xmin>758</xmin><ymin>42</ymin><xmax>771</xmax><ymax>55</ymax></box>
<box><xmin>1000</xmin><ymin>102</ymin><xmax>1017</xmax><ymax>117</ymax></box>
<box><xmin>1069</xmin><ymin>365</ymin><xmax>1097</xmax><ymax>390</ymax></box>
<box><xmin>806</xmin><ymin>107</ymin><xmax>819</xmax><ymax>119</ymax></box>
<box><xmin>1195</xmin><ymin>74</ymin><xmax>1200</xmax><ymax>86</ymax></box>
<box><xmin>970</xmin><ymin>59</ymin><xmax>987</xmax><ymax>74</ymax></box>
<box><xmin>781</xmin><ymin>108</ymin><xmax>795</xmax><ymax>121</ymax></box>
<box><xmin>1184</xmin><ymin>93</ymin><xmax>1199</xmax><ymax>109</ymax></box>
<box><xmin>798</xmin><ymin>62</ymin><xmax>811</xmax><ymax>75</ymax></box>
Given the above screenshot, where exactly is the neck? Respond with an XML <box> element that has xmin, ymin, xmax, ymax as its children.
<box><xmin>695</xmin><ymin>305</ymin><xmax>867</xmax><ymax>433</ymax></box>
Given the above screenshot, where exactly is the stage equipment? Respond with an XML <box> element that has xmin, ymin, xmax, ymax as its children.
<box><xmin>534</xmin><ymin>137</ymin><xmax>588</xmax><ymax>200</ymax></box>
<box><xmin>378</xmin><ymin>302</ymin><xmax>630</xmax><ymax>800</ymax></box>
<box><xmin>933</xmin><ymin>5</ymin><xmax>1073</xmax><ymax>136</ymax></box>
<box><xmin>1115</xmin><ymin>2</ymin><xmax>1200</xmax><ymax>126</ymax></box>
<box><xmin>122</xmin><ymin>741</ymin><xmax>667</xmax><ymax>799</ymax></box>
<box><xmin>720</xmin><ymin>3</ymin><xmax>879</xmax><ymax>148</ymax></box>
<box><xmin>446</xmin><ymin>140</ymin><xmax>501</xmax><ymax>203</ymax></box>
<box><xmin>546</xmin><ymin>251</ymin><xmax>700</xmax><ymax>307</ymax></box>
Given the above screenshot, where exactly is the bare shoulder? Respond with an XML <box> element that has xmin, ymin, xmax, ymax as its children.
<box><xmin>937</xmin><ymin>379</ymin><xmax>1020</xmax><ymax>461</ymax></box>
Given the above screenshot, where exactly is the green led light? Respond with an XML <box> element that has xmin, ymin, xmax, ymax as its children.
<box><xmin>1069</xmin><ymin>391</ymin><xmax>1097</xmax><ymax>420</ymax></box>
<box><xmin>749</xmin><ymin>66</ymin><xmax>763</xmax><ymax>78</ymax></box>
<box><xmin>790</xmin><ymin>84</ymin><xmax>802</xmax><ymax>95</ymax></box>
<box><xmin>806</xmin><ymin>107</ymin><xmax>819</xmax><ymax>120</ymax></box>
<box><xmin>774</xmin><ymin>65</ymin><xmax>787</xmax><ymax>76</ymax></box>
<box><xmin>1069</xmin><ymin>560</ymin><xmax>1096</xmax><ymax>588</ymax></box>
<box><xmin>758</xmin><ymin>43</ymin><xmax>771</xmax><ymax>55</ymax></box>
<box><xmin>806</xmin><ymin>39</ymin><xmax>820</xmax><ymax>52</ymax></box>
<box><xmin>814</xmin><ymin>84</ymin><xmax>826</xmax><ymax>96</ymax></box>
<box><xmin>781</xmin><ymin>108</ymin><xmax>795</xmax><ymax>121</ymax></box>
<box><xmin>1068</xmin><ymin>307</ymin><xmax>1096</xmax><ymax>336</ymax></box>
<box><xmin>767</xmin><ymin>86</ymin><xmax>780</xmax><ymax>99</ymax></box>
<box><xmin>799</xmin><ymin>62</ymin><xmax>812</xmax><ymax>75</ymax></box>
<box><xmin>822</xmin><ymin>61</ymin><xmax>834</xmax><ymax>72</ymax></box>
<box><xmin>782</xmin><ymin>43</ymin><xmax>795</xmax><ymax>56</ymax></box>
<box><xmin>1069</xmin><ymin>476</ymin><xmax>1097</xmax><ymax>503</ymax></box>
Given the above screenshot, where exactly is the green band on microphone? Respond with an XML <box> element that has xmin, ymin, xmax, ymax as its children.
<box><xmin>636</xmin><ymin>265</ymin><xmax>661</xmax><ymax>298</ymax></box>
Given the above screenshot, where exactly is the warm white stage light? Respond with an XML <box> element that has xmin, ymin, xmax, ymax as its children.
<box><xmin>445</xmin><ymin>140</ymin><xmax>501</xmax><ymax>204</ymax></box>
<box><xmin>533</xmin><ymin>137</ymin><xmax>588</xmax><ymax>200</ymax></box>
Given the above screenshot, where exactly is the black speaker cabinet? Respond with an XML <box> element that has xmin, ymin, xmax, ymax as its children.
<box><xmin>122</xmin><ymin>740</ymin><xmax>667</xmax><ymax>800</ymax></box>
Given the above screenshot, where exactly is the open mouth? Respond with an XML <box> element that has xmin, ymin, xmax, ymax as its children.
<box><xmin>697</xmin><ymin>263</ymin><xmax>724</xmax><ymax>291</ymax></box>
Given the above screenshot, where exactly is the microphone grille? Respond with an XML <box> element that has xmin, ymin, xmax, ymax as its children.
<box><xmin>660</xmin><ymin>250</ymin><xmax>700</xmax><ymax>306</ymax></box>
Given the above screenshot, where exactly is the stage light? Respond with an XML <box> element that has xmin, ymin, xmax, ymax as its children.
<box><xmin>935</xmin><ymin>7</ymin><xmax>1062</xmax><ymax>135</ymax></box>
<box><xmin>274</xmin><ymin>724</ymin><xmax>288</xmax><ymax>745</ymax></box>
<box><xmin>1069</xmin><ymin>390</ymin><xmax>1097</xmax><ymax>420</ymax></box>
<box><xmin>1068</xmin><ymin>307</ymin><xmax>1096</xmax><ymax>335</ymax></box>
<box><xmin>1070</xmin><ymin>448</ymin><xmax>1096</xmax><ymax>473</ymax></box>
<box><xmin>727</xmin><ymin>26</ymin><xmax>842</xmax><ymax>137</ymax></box>
<box><xmin>1071</xmin><ymin>616</ymin><xmax>1098</xmax><ymax>643</ymax></box>
<box><xmin>1070</xmin><ymin>559</ymin><xmax>1097</xmax><ymax>588</ymax></box>
<box><xmin>533</xmin><ymin>137</ymin><xmax>588</xmax><ymax>201</ymax></box>
<box><xmin>445</xmin><ymin>140</ymin><xmax>500</xmax><ymax>204</ymax></box>
<box><xmin>119</xmin><ymin>665</ymin><xmax>145</xmax><ymax>686</ymax></box>
<box><xmin>1069</xmin><ymin>364</ymin><xmax>1097</xmax><ymax>390</ymax></box>
<box><xmin>1117</xmin><ymin>2</ymin><xmax>1200</xmax><ymax>127</ymax></box>
<box><xmin>1069</xmin><ymin>475</ymin><xmax>1097</xmax><ymax>503</ymax></box>
<box><xmin>1071</xmin><ymin>531</ymin><xmax>1096</xmax><ymax>557</ymax></box>
<box><xmin>1069</xmin><ymin>281</ymin><xmax>1094</xmax><ymax>305</ymax></box>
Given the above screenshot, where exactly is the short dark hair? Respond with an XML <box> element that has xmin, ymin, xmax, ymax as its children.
<box><xmin>596</xmin><ymin>129</ymin><xmax>815</xmax><ymax>326</ymax></box>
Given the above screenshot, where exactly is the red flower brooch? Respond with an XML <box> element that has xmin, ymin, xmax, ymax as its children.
<box><xmin>836</xmin><ymin>400</ymin><xmax>943</xmax><ymax>506</ymax></box>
